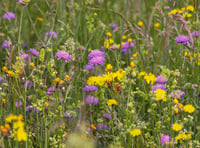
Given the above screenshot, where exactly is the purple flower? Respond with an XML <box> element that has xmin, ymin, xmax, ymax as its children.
<box><xmin>98</xmin><ymin>124</ymin><xmax>109</xmax><ymax>130</ymax></box>
<box><xmin>83</xmin><ymin>85</ymin><xmax>98</xmax><ymax>92</ymax></box>
<box><xmin>46</xmin><ymin>86</ymin><xmax>55</xmax><ymax>95</ymax></box>
<box><xmin>45</xmin><ymin>31</ymin><xmax>58</xmax><ymax>39</ymax></box>
<box><xmin>112</xmin><ymin>24</ymin><xmax>118</xmax><ymax>31</ymax></box>
<box><xmin>121</xmin><ymin>42</ymin><xmax>134</xmax><ymax>54</ymax></box>
<box><xmin>84</xmin><ymin>64</ymin><xmax>94</xmax><ymax>71</ymax></box>
<box><xmin>87</xmin><ymin>50</ymin><xmax>105</xmax><ymax>60</ymax></box>
<box><xmin>160</xmin><ymin>134</ymin><xmax>170</xmax><ymax>146</ymax></box>
<box><xmin>175</xmin><ymin>35</ymin><xmax>190</xmax><ymax>45</ymax></box>
<box><xmin>34</xmin><ymin>107</ymin><xmax>40</xmax><ymax>113</ymax></box>
<box><xmin>3</xmin><ymin>12</ymin><xmax>15</xmax><ymax>21</ymax></box>
<box><xmin>3</xmin><ymin>75</ymin><xmax>8</xmax><ymax>83</ymax></box>
<box><xmin>64</xmin><ymin>113</ymin><xmax>72</xmax><ymax>118</ymax></box>
<box><xmin>170</xmin><ymin>90</ymin><xmax>185</xmax><ymax>99</ymax></box>
<box><xmin>23</xmin><ymin>43</ymin><xmax>28</xmax><ymax>49</ymax></box>
<box><xmin>88</xmin><ymin>56</ymin><xmax>105</xmax><ymax>66</ymax></box>
<box><xmin>0</xmin><ymin>77</ymin><xmax>2</xmax><ymax>83</ymax></box>
<box><xmin>192</xmin><ymin>31</ymin><xmax>199</xmax><ymax>37</ymax></box>
<box><xmin>1</xmin><ymin>40</ymin><xmax>12</xmax><ymax>49</ymax></box>
<box><xmin>24</xmin><ymin>80</ymin><xmax>32</xmax><ymax>89</ymax></box>
<box><xmin>21</xmin><ymin>53</ymin><xmax>30</xmax><ymax>60</ymax></box>
<box><xmin>101</xmin><ymin>46</ymin><xmax>105</xmax><ymax>51</ymax></box>
<box><xmin>102</xmin><ymin>113</ymin><xmax>111</xmax><ymax>119</ymax></box>
<box><xmin>26</xmin><ymin>105</ymin><xmax>33</xmax><ymax>113</ymax></box>
<box><xmin>16</xmin><ymin>101</ymin><xmax>22</xmax><ymax>108</ymax></box>
<box><xmin>85</xmin><ymin>96</ymin><xmax>98</xmax><ymax>105</ymax></box>
<box><xmin>30</xmin><ymin>48</ymin><xmax>40</xmax><ymax>56</ymax></box>
<box><xmin>56</xmin><ymin>50</ymin><xmax>72</xmax><ymax>63</ymax></box>
<box><xmin>18</xmin><ymin>0</ymin><xmax>22</xmax><ymax>3</ymax></box>
<box><xmin>152</xmin><ymin>84</ymin><xmax>166</xmax><ymax>92</ymax></box>
<box><xmin>156</xmin><ymin>75</ymin><xmax>167</xmax><ymax>83</ymax></box>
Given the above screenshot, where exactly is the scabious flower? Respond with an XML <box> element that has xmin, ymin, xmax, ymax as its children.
<box><xmin>98</xmin><ymin>124</ymin><xmax>109</xmax><ymax>130</ymax></box>
<box><xmin>130</xmin><ymin>129</ymin><xmax>141</xmax><ymax>137</ymax></box>
<box><xmin>102</xmin><ymin>113</ymin><xmax>111</xmax><ymax>119</ymax></box>
<box><xmin>172</xmin><ymin>123</ymin><xmax>182</xmax><ymax>132</ymax></box>
<box><xmin>21</xmin><ymin>53</ymin><xmax>30</xmax><ymax>60</ymax></box>
<box><xmin>1</xmin><ymin>40</ymin><xmax>12</xmax><ymax>49</ymax></box>
<box><xmin>30</xmin><ymin>48</ymin><xmax>40</xmax><ymax>56</ymax></box>
<box><xmin>83</xmin><ymin>85</ymin><xmax>98</xmax><ymax>92</ymax></box>
<box><xmin>46</xmin><ymin>86</ymin><xmax>55</xmax><ymax>95</ymax></box>
<box><xmin>192</xmin><ymin>31</ymin><xmax>199</xmax><ymax>37</ymax></box>
<box><xmin>56</xmin><ymin>50</ymin><xmax>72</xmax><ymax>63</ymax></box>
<box><xmin>84</xmin><ymin>64</ymin><xmax>94</xmax><ymax>71</ymax></box>
<box><xmin>3</xmin><ymin>12</ymin><xmax>15</xmax><ymax>21</ymax></box>
<box><xmin>183</xmin><ymin>104</ymin><xmax>195</xmax><ymax>113</ymax></box>
<box><xmin>156</xmin><ymin>75</ymin><xmax>167</xmax><ymax>83</ymax></box>
<box><xmin>170</xmin><ymin>90</ymin><xmax>185</xmax><ymax>99</ymax></box>
<box><xmin>45</xmin><ymin>31</ymin><xmax>57</xmax><ymax>39</ymax></box>
<box><xmin>121</xmin><ymin>42</ymin><xmax>134</xmax><ymax>54</ymax></box>
<box><xmin>88</xmin><ymin>56</ymin><xmax>105</xmax><ymax>66</ymax></box>
<box><xmin>87</xmin><ymin>50</ymin><xmax>105</xmax><ymax>60</ymax></box>
<box><xmin>15</xmin><ymin>101</ymin><xmax>22</xmax><ymax>108</ymax></box>
<box><xmin>175</xmin><ymin>35</ymin><xmax>190</xmax><ymax>45</ymax></box>
<box><xmin>107</xmin><ymin>99</ymin><xmax>118</xmax><ymax>106</ymax></box>
<box><xmin>152</xmin><ymin>84</ymin><xmax>166</xmax><ymax>92</ymax></box>
<box><xmin>85</xmin><ymin>96</ymin><xmax>98</xmax><ymax>105</ymax></box>
<box><xmin>160</xmin><ymin>134</ymin><xmax>170</xmax><ymax>146</ymax></box>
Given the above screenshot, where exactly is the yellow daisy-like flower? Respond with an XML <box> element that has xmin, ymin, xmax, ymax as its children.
<box><xmin>187</xmin><ymin>5</ymin><xmax>194</xmax><ymax>12</ymax></box>
<box><xmin>130</xmin><ymin>61</ymin><xmax>135</xmax><ymax>68</ymax></box>
<box><xmin>104</xmin><ymin>39</ymin><xmax>114</xmax><ymax>49</ymax></box>
<box><xmin>183</xmin><ymin>104</ymin><xmax>195</xmax><ymax>113</ymax></box>
<box><xmin>107</xmin><ymin>99</ymin><xmax>118</xmax><ymax>106</ymax></box>
<box><xmin>154</xmin><ymin>89</ymin><xmax>167</xmax><ymax>102</ymax></box>
<box><xmin>122</xmin><ymin>35</ymin><xmax>126</xmax><ymax>40</ymax></box>
<box><xmin>106</xmin><ymin>32</ymin><xmax>112</xmax><ymax>37</ymax></box>
<box><xmin>138</xmin><ymin>21</ymin><xmax>143</xmax><ymax>27</ymax></box>
<box><xmin>105</xmin><ymin>64</ymin><xmax>113</xmax><ymax>71</ymax></box>
<box><xmin>5</xmin><ymin>114</ymin><xmax>18</xmax><ymax>123</ymax></box>
<box><xmin>14</xmin><ymin>127</ymin><xmax>28</xmax><ymax>141</ymax></box>
<box><xmin>65</xmin><ymin>75</ymin><xmax>70</xmax><ymax>81</ymax></box>
<box><xmin>174</xmin><ymin>98</ymin><xmax>179</xmax><ymax>104</ymax></box>
<box><xmin>154</xmin><ymin>23</ymin><xmax>160</xmax><ymax>29</ymax></box>
<box><xmin>54</xmin><ymin>77</ymin><xmax>60</xmax><ymax>83</ymax></box>
<box><xmin>172</xmin><ymin>123</ymin><xmax>182</xmax><ymax>132</ymax></box>
<box><xmin>144</xmin><ymin>73</ymin><xmax>156</xmax><ymax>84</ymax></box>
<box><xmin>2</xmin><ymin>66</ymin><xmax>8</xmax><ymax>72</ymax></box>
<box><xmin>138</xmin><ymin>71</ymin><xmax>147</xmax><ymax>78</ymax></box>
<box><xmin>130</xmin><ymin>129</ymin><xmax>141</xmax><ymax>137</ymax></box>
<box><xmin>37</xmin><ymin>17</ymin><xmax>43</xmax><ymax>21</ymax></box>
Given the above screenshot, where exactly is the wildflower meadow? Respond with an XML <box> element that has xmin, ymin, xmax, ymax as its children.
<box><xmin>0</xmin><ymin>0</ymin><xmax>200</xmax><ymax>147</ymax></box>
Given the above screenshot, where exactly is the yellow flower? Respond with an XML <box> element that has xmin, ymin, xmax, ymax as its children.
<box><xmin>154</xmin><ymin>23</ymin><xmax>160</xmax><ymax>29</ymax></box>
<box><xmin>172</xmin><ymin>123</ymin><xmax>182</xmax><ymax>132</ymax></box>
<box><xmin>130</xmin><ymin>129</ymin><xmax>141</xmax><ymax>137</ymax></box>
<box><xmin>60</xmin><ymin>80</ymin><xmax>65</xmax><ymax>84</ymax></box>
<box><xmin>105</xmin><ymin>64</ymin><xmax>113</xmax><ymax>71</ymax></box>
<box><xmin>175</xmin><ymin>133</ymin><xmax>191</xmax><ymax>141</ymax></box>
<box><xmin>138</xmin><ymin>21</ymin><xmax>144</xmax><ymax>27</ymax></box>
<box><xmin>104</xmin><ymin>39</ymin><xmax>114</xmax><ymax>49</ymax></box>
<box><xmin>170</xmin><ymin>9</ymin><xmax>178</xmax><ymax>15</ymax></box>
<box><xmin>138</xmin><ymin>71</ymin><xmax>147</xmax><ymax>78</ymax></box>
<box><xmin>14</xmin><ymin>127</ymin><xmax>28</xmax><ymax>141</ymax></box>
<box><xmin>55</xmin><ymin>77</ymin><xmax>60</xmax><ymax>83</ymax></box>
<box><xmin>106</xmin><ymin>32</ymin><xmax>112</xmax><ymax>37</ymax></box>
<box><xmin>5</xmin><ymin>114</ymin><xmax>18</xmax><ymax>123</ymax></box>
<box><xmin>174</xmin><ymin>98</ymin><xmax>179</xmax><ymax>104</ymax></box>
<box><xmin>45</xmin><ymin>102</ymin><xmax>48</xmax><ymax>107</ymax></box>
<box><xmin>13</xmin><ymin>120</ymin><xmax>24</xmax><ymax>129</ymax></box>
<box><xmin>2</xmin><ymin>99</ymin><xmax>5</xmax><ymax>104</ymax></box>
<box><xmin>65</xmin><ymin>75</ymin><xmax>70</xmax><ymax>81</ymax></box>
<box><xmin>186</xmin><ymin>13</ymin><xmax>192</xmax><ymax>18</ymax></box>
<box><xmin>187</xmin><ymin>5</ymin><xmax>194</xmax><ymax>12</ymax></box>
<box><xmin>2</xmin><ymin>66</ymin><xmax>8</xmax><ymax>72</ymax></box>
<box><xmin>183</xmin><ymin>104</ymin><xmax>195</xmax><ymax>113</ymax></box>
<box><xmin>128</xmin><ymin>38</ymin><xmax>132</xmax><ymax>42</ymax></box>
<box><xmin>37</xmin><ymin>17</ymin><xmax>43</xmax><ymax>21</ymax></box>
<box><xmin>182</xmin><ymin>14</ymin><xmax>186</xmax><ymax>18</ymax></box>
<box><xmin>178</xmin><ymin>103</ymin><xmax>183</xmax><ymax>109</ymax></box>
<box><xmin>30</xmin><ymin>62</ymin><xmax>34</xmax><ymax>68</ymax></box>
<box><xmin>154</xmin><ymin>89</ymin><xmax>166</xmax><ymax>102</ymax></box>
<box><xmin>91</xmin><ymin>124</ymin><xmax>96</xmax><ymax>130</ymax></box>
<box><xmin>181</xmin><ymin>8</ymin><xmax>185</xmax><ymax>12</ymax></box>
<box><xmin>7</xmin><ymin>70</ymin><xmax>14</xmax><ymax>77</ymax></box>
<box><xmin>122</xmin><ymin>35</ymin><xmax>127</xmax><ymax>40</ymax></box>
<box><xmin>133</xmin><ymin>52</ymin><xmax>139</xmax><ymax>57</ymax></box>
<box><xmin>107</xmin><ymin>99</ymin><xmax>118</xmax><ymax>106</ymax></box>
<box><xmin>144</xmin><ymin>73</ymin><xmax>156</xmax><ymax>84</ymax></box>
<box><xmin>130</xmin><ymin>61</ymin><xmax>135</xmax><ymax>68</ymax></box>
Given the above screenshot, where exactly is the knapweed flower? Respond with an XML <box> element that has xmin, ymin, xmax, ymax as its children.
<box><xmin>87</xmin><ymin>50</ymin><xmax>105</xmax><ymax>60</ymax></box>
<box><xmin>1</xmin><ymin>40</ymin><xmax>12</xmax><ymax>49</ymax></box>
<box><xmin>144</xmin><ymin>73</ymin><xmax>156</xmax><ymax>84</ymax></box>
<box><xmin>183</xmin><ymin>104</ymin><xmax>195</xmax><ymax>113</ymax></box>
<box><xmin>160</xmin><ymin>134</ymin><xmax>170</xmax><ymax>146</ymax></box>
<box><xmin>152</xmin><ymin>84</ymin><xmax>166</xmax><ymax>92</ymax></box>
<box><xmin>130</xmin><ymin>129</ymin><xmax>141</xmax><ymax>137</ymax></box>
<box><xmin>172</xmin><ymin>123</ymin><xmax>182</xmax><ymax>132</ymax></box>
<box><xmin>30</xmin><ymin>48</ymin><xmax>40</xmax><ymax>56</ymax></box>
<box><xmin>112</xmin><ymin>24</ymin><xmax>118</xmax><ymax>31</ymax></box>
<box><xmin>83</xmin><ymin>85</ymin><xmax>98</xmax><ymax>92</ymax></box>
<box><xmin>102</xmin><ymin>113</ymin><xmax>111</xmax><ymax>119</ymax></box>
<box><xmin>98</xmin><ymin>124</ymin><xmax>109</xmax><ymax>130</ymax></box>
<box><xmin>3</xmin><ymin>12</ymin><xmax>15</xmax><ymax>21</ymax></box>
<box><xmin>21</xmin><ymin>53</ymin><xmax>30</xmax><ymax>60</ymax></box>
<box><xmin>154</xmin><ymin>89</ymin><xmax>167</xmax><ymax>102</ymax></box>
<box><xmin>192</xmin><ymin>31</ymin><xmax>199</xmax><ymax>37</ymax></box>
<box><xmin>121</xmin><ymin>42</ymin><xmax>134</xmax><ymax>54</ymax></box>
<box><xmin>175</xmin><ymin>35</ymin><xmax>190</xmax><ymax>45</ymax></box>
<box><xmin>46</xmin><ymin>86</ymin><xmax>55</xmax><ymax>95</ymax></box>
<box><xmin>107</xmin><ymin>99</ymin><xmax>118</xmax><ymax>106</ymax></box>
<box><xmin>156</xmin><ymin>75</ymin><xmax>167</xmax><ymax>83</ymax></box>
<box><xmin>15</xmin><ymin>101</ymin><xmax>22</xmax><ymax>108</ymax></box>
<box><xmin>45</xmin><ymin>31</ymin><xmax>57</xmax><ymax>39</ymax></box>
<box><xmin>85</xmin><ymin>96</ymin><xmax>98</xmax><ymax>105</ymax></box>
<box><xmin>170</xmin><ymin>90</ymin><xmax>185</xmax><ymax>99</ymax></box>
<box><xmin>56</xmin><ymin>50</ymin><xmax>72</xmax><ymax>63</ymax></box>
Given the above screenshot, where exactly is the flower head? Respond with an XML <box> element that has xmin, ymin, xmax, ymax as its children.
<box><xmin>172</xmin><ymin>123</ymin><xmax>182</xmax><ymax>132</ymax></box>
<box><xmin>98</xmin><ymin>124</ymin><xmax>109</xmax><ymax>130</ymax></box>
<box><xmin>152</xmin><ymin>84</ymin><xmax>166</xmax><ymax>92</ymax></box>
<box><xmin>3</xmin><ymin>12</ymin><xmax>15</xmax><ymax>21</ymax></box>
<box><xmin>30</xmin><ymin>48</ymin><xmax>40</xmax><ymax>56</ymax></box>
<box><xmin>112</xmin><ymin>24</ymin><xmax>118</xmax><ymax>31</ymax></box>
<box><xmin>107</xmin><ymin>99</ymin><xmax>118</xmax><ymax>106</ymax></box>
<box><xmin>183</xmin><ymin>104</ymin><xmax>195</xmax><ymax>113</ymax></box>
<box><xmin>192</xmin><ymin>31</ymin><xmax>199</xmax><ymax>37</ymax></box>
<box><xmin>88</xmin><ymin>56</ymin><xmax>105</xmax><ymax>66</ymax></box>
<box><xmin>85</xmin><ymin>96</ymin><xmax>98</xmax><ymax>105</ymax></box>
<box><xmin>2</xmin><ymin>40</ymin><xmax>12</xmax><ymax>49</ymax></box>
<box><xmin>102</xmin><ymin>113</ymin><xmax>111</xmax><ymax>119</ymax></box>
<box><xmin>130</xmin><ymin>129</ymin><xmax>141</xmax><ymax>137</ymax></box>
<box><xmin>56</xmin><ymin>50</ymin><xmax>72</xmax><ymax>63</ymax></box>
<box><xmin>175</xmin><ymin>35</ymin><xmax>190</xmax><ymax>45</ymax></box>
<box><xmin>160</xmin><ymin>134</ymin><xmax>170</xmax><ymax>146</ymax></box>
<box><xmin>87</xmin><ymin>50</ymin><xmax>105</xmax><ymax>60</ymax></box>
<box><xmin>154</xmin><ymin>89</ymin><xmax>167</xmax><ymax>102</ymax></box>
<box><xmin>156</xmin><ymin>75</ymin><xmax>167</xmax><ymax>83</ymax></box>
<box><xmin>83</xmin><ymin>85</ymin><xmax>98</xmax><ymax>92</ymax></box>
<box><xmin>45</xmin><ymin>31</ymin><xmax>57</xmax><ymax>39</ymax></box>
<box><xmin>121</xmin><ymin>42</ymin><xmax>134</xmax><ymax>54</ymax></box>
